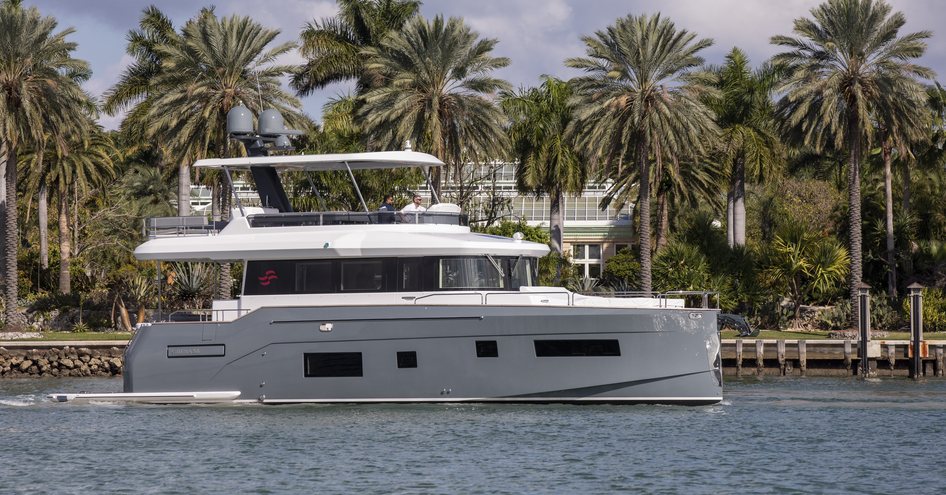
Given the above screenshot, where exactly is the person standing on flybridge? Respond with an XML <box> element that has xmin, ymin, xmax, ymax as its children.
<box><xmin>401</xmin><ymin>194</ymin><xmax>426</xmax><ymax>223</ymax></box>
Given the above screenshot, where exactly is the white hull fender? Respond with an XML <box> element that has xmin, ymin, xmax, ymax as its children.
<box><xmin>47</xmin><ymin>391</ymin><xmax>241</xmax><ymax>404</ymax></box>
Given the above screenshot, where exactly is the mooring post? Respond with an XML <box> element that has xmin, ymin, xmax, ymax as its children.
<box><xmin>777</xmin><ymin>340</ymin><xmax>786</xmax><ymax>375</ymax></box>
<box><xmin>908</xmin><ymin>283</ymin><xmax>924</xmax><ymax>380</ymax></box>
<box><xmin>756</xmin><ymin>340</ymin><xmax>765</xmax><ymax>376</ymax></box>
<box><xmin>887</xmin><ymin>343</ymin><xmax>896</xmax><ymax>376</ymax></box>
<box><xmin>857</xmin><ymin>283</ymin><xmax>871</xmax><ymax>377</ymax></box>
<box><xmin>844</xmin><ymin>340</ymin><xmax>853</xmax><ymax>372</ymax></box>
<box><xmin>798</xmin><ymin>340</ymin><xmax>807</xmax><ymax>376</ymax></box>
<box><xmin>735</xmin><ymin>339</ymin><xmax>743</xmax><ymax>377</ymax></box>
<box><xmin>936</xmin><ymin>346</ymin><xmax>945</xmax><ymax>377</ymax></box>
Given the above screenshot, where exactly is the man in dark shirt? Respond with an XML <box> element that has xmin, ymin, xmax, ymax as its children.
<box><xmin>378</xmin><ymin>194</ymin><xmax>395</xmax><ymax>223</ymax></box>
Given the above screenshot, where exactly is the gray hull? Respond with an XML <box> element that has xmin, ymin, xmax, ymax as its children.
<box><xmin>124</xmin><ymin>305</ymin><xmax>722</xmax><ymax>405</ymax></box>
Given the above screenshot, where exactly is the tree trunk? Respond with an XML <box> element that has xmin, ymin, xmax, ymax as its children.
<box><xmin>726</xmin><ymin>189</ymin><xmax>734</xmax><ymax>248</ymax></box>
<box><xmin>2</xmin><ymin>140</ymin><xmax>26</xmax><ymax>328</ymax></box>
<box><xmin>549</xmin><ymin>189</ymin><xmax>564</xmax><ymax>284</ymax></box>
<box><xmin>215</xmin><ymin>175</ymin><xmax>232</xmax><ymax>300</ymax></box>
<box><xmin>848</xmin><ymin>126</ymin><xmax>863</xmax><ymax>331</ymax></box>
<box><xmin>637</xmin><ymin>139</ymin><xmax>652</xmax><ymax>294</ymax></box>
<box><xmin>117</xmin><ymin>297</ymin><xmax>133</xmax><ymax>332</ymax></box>
<box><xmin>137</xmin><ymin>305</ymin><xmax>146</xmax><ymax>326</ymax></box>
<box><xmin>58</xmin><ymin>191</ymin><xmax>72</xmax><ymax>295</ymax></box>
<box><xmin>653</xmin><ymin>147</ymin><xmax>668</xmax><ymax>252</ymax></box>
<box><xmin>882</xmin><ymin>143</ymin><xmax>896</xmax><ymax>299</ymax></box>
<box><xmin>902</xmin><ymin>160</ymin><xmax>914</xmax><ymax>278</ymax></box>
<box><xmin>734</xmin><ymin>158</ymin><xmax>747</xmax><ymax>247</ymax></box>
<box><xmin>38</xmin><ymin>181</ymin><xmax>49</xmax><ymax>269</ymax></box>
<box><xmin>178</xmin><ymin>160</ymin><xmax>191</xmax><ymax>216</ymax></box>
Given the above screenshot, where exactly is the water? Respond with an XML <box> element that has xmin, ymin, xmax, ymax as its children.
<box><xmin>1</xmin><ymin>377</ymin><xmax>945</xmax><ymax>494</ymax></box>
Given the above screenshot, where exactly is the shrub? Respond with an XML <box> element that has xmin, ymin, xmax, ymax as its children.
<box><xmin>653</xmin><ymin>241</ymin><xmax>711</xmax><ymax>292</ymax></box>
<box><xmin>903</xmin><ymin>288</ymin><xmax>946</xmax><ymax>332</ymax></box>
<box><xmin>601</xmin><ymin>248</ymin><xmax>640</xmax><ymax>290</ymax></box>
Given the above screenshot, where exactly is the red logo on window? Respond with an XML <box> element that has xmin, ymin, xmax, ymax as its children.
<box><xmin>258</xmin><ymin>269</ymin><xmax>278</xmax><ymax>286</ymax></box>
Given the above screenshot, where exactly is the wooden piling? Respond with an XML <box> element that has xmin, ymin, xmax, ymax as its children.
<box><xmin>777</xmin><ymin>340</ymin><xmax>786</xmax><ymax>376</ymax></box>
<box><xmin>936</xmin><ymin>345</ymin><xmax>946</xmax><ymax>376</ymax></box>
<box><xmin>756</xmin><ymin>340</ymin><xmax>765</xmax><ymax>376</ymax></box>
<box><xmin>798</xmin><ymin>340</ymin><xmax>807</xmax><ymax>376</ymax></box>
<box><xmin>844</xmin><ymin>340</ymin><xmax>852</xmax><ymax>372</ymax></box>
<box><xmin>735</xmin><ymin>339</ymin><xmax>743</xmax><ymax>377</ymax></box>
<box><xmin>888</xmin><ymin>343</ymin><xmax>897</xmax><ymax>376</ymax></box>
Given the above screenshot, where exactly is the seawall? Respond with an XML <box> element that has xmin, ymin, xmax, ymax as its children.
<box><xmin>0</xmin><ymin>341</ymin><xmax>127</xmax><ymax>378</ymax></box>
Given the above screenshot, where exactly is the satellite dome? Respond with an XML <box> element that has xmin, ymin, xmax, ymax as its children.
<box><xmin>227</xmin><ymin>104</ymin><xmax>254</xmax><ymax>136</ymax></box>
<box><xmin>258</xmin><ymin>109</ymin><xmax>286</xmax><ymax>136</ymax></box>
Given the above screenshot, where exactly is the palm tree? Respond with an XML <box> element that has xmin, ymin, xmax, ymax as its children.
<box><xmin>708</xmin><ymin>47</ymin><xmax>782</xmax><ymax>248</ymax></box>
<box><xmin>102</xmin><ymin>6</ymin><xmax>187</xmax><ymax>215</ymax></box>
<box><xmin>567</xmin><ymin>13</ymin><xmax>719</xmax><ymax>293</ymax></box>
<box><xmin>502</xmin><ymin>77</ymin><xmax>586</xmax><ymax>259</ymax></box>
<box><xmin>45</xmin><ymin>125</ymin><xmax>116</xmax><ymax>294</ymax></box>
<box><xmin>0</xmin><ymin>0</ymin><xmax>90</xmax><ymax>327</ymax></box>
<box><xmin>358</xmin><ymin>15</ymin><xmax>511</xmax><ymax>197</ymax></box>
<box><xmin>147</xmin><ymin>10</ymin><xmax>306</xmax><ymax>299</ymax></box>
<box><xmin>771</xmin><ymin>0</ymin><xmax>933</xmax><ymax>328</ymax></box>
<box><xmin>292</xmin><ymin>0</ymin><xmax>420</xmax><ymax>96</ymax></box>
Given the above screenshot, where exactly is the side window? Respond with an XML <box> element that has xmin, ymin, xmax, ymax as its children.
<box><xmin>439</xmin><ymin>258</ymin><xmax>505</xmax><ymax>289</ymax></box>
<box><xmin>509</xmin><ymin>257</ymin><xmax>535</xmax><ymax>289</ymax></box>
<box><xmin>244</xmin><ymin>260</ymin><xmax>293</xmax><ymax>295</ymax></box>
<box><xmin>340</xmin><ymin>260</ymin><xmax>384</xmax><ymax>291</ymax></box>
<box><xmin>400</xmin><ymin>258</ymin><xmax>424</xmax><ymax>291</ymax></box>
<box><xmin>295</xmin><ymin>261</ymin><xmax>333</xmax><ymax>293</ymax></box>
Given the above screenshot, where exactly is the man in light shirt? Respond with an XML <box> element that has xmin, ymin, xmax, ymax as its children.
<box><xmin>400</xmin><ymin>194</ymin><xmax>426</xmax><ymax>223</ymax></box>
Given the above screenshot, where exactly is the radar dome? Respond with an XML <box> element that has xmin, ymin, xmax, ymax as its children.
<box><xmin>227</xmin><ymin>104</ymin><xmax>254</xmax><ymax>136</ymax></box>
<box><xmin>258</xmin><ymin>109</ymin><xmax>286</xmax><ymax>136</ymax></box>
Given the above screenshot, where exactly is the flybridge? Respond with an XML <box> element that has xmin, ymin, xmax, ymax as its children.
<box><xmin>210</xmin><ymin>105</ymin><xmax>446</xmax><ymax>216</ymax></box>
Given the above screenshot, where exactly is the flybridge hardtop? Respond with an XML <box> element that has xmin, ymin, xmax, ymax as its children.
<box><xmin>193</xmin><ymin>149</ymin><xmax>445</xmax><ymax>171</ymax></box>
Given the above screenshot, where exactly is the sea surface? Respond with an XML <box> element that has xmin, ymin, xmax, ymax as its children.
<box><xmin>1</xmin><ymin>377</ymin><xmax>945</xmax><ymax>494</ymax></box>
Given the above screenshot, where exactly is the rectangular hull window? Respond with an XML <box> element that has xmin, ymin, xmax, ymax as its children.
<box><xmin>304</xmin><ymin>352</ymin><xmax>363</xmax><ymax>377</ymax></box>
<box><xmin>476</xmin><ymin>340</ymin><xmax>499</xmax><ymax>358</ymax></box>
<box><xmin>534</xmin><ymin>340</ymin><xmax>621</xmax><ymax>357</ymax></box>
<box><xmin>396</xmin><ymin>351</ymin><xmax>417</xmax><ymax>368</ymax></box>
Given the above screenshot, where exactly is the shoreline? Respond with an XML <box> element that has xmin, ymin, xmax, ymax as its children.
<box><xmin>2</xmin><ymin>339</ymin><xmax>945</xmax><ymax>379</ymax></box>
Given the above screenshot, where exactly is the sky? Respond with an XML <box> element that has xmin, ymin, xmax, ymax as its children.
<box><xmin>25</xmin><ymin>0</ymin><xmax>946</xmax><ymax>130</ymax></box>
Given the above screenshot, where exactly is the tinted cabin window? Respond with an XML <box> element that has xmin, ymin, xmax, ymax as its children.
<box><xmin>295</xmin><ymin>261</ymin><xmax>333</xmax><ymax>293</ymax></box>
<box><xmin>534</xmin><ymin>340</ymin><xmax>621</xmax><ymax>357</ymax></box>
<box><xmin>304</xmin><ymin>352</ymin><xmax>363</xmax><ymax>377</ymax></box>
<box><xmin>396</xmin><ymin>351</ymin><xmax>417</xmax><ymax>368</ymax></box>
<box><xmin>400</xmin><ymin>259</ymin><xmax>424</xmax><ymax>291</ymax></box>
<box><xmin>476</xmin><ymin>340</ymin><xmax>499</xmax><ymax>357</ymax></box>
<box><xmin>509</xmin><ymin>257</ymin><xmax>534</xmax><ymax>289</ymax></box>
<box><xmin>340</xmin><ymin>260</ymin><xmax>384</xmax><ymax>291</ymax></box>
<box><xmin>245</xmin><ymin>260</ymin><xmax>294</xmax><ymax>295</ymax></box>
<box><xmin>439</xmin><ymin>258</ymin><xmax>505</xmax><ymax>289</ymax></box>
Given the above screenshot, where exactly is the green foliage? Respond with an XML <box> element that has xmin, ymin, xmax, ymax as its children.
<box><xmin>168</xmin><ymin>262</ymin><xmax>215</xmax><ymax>309</ymax></box>
<box><xmin>601</xmin><ymin>248</ymin><xmax>640</xmax><ymax>290</ymax></box>
<box><xmin>477</xmin><ymin>220</ymin><xmax>549</xmax><ymax>244</ymax></box>
<box><xmin>653</xmin><ymin>241</ymin><xmax>712</xmax><ymax>292</ymax></box>
<box><xmin>903</xmin><ymin>289</ymin><xmax>946</xmax><ymax>332</ymax></box>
